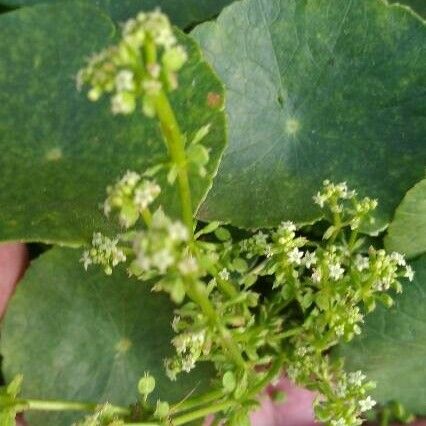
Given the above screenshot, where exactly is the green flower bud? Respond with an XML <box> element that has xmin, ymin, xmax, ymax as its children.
<box><xmin>138</xmin><ymin>373</ymin><xmax>156</xmax><ymax>398</ymax></box>
<box><xmin>154</xmin><ymin>400</ymin><xmax>170</xmax><ymax>419</ymax></box>
<box><xmin>222</xmin><ymin>371</ymin><xmax>236</xmax><ymax>393</ymax></box>
<box><xmin>162</xmin><ymin>46</ymin><xmax>187</xmax><ymax>72</ymax></box>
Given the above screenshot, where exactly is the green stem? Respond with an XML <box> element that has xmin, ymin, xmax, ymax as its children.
<box><xmin>247</xmin><ymin>355</ymin><xmax>285</xmax><ymax>398</ymax></box>
<box><xmin>276</xmin><ymin>326</ymin><xmax>304</xmax><ymax>340</ymax></box>
<box><xmin>153</xmin><ymin>90</ymin><xmax>193</xmax><ymax>232</ymax></box>
<box><xmin>17</xmin><ymin>399</ymin><xmax>129</xmax><ymax>415</ymax></box>
<box><xmin>170</xmin><ymin>389</ymin><xmax>224</xmax><ymax>415</ymax></box>
<box><xmin>172</xmin><ymin>400</ymin><xmax>235</xmax><ymax>425</ymax></box>
<box><xmin>184</xmin><ymin>279</ymin><xmax>247</xmax><ymax>371</ymax></box>
<box><xmin>348</xmin><ymin>228</ymin><xmax>358</xmax><ymax>252</ymax></box>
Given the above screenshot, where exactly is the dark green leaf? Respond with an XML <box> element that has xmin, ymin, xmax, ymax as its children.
<box><xmin>390</xmin><ymin>0</ymin><xmax>426</xmax><ymax>18</ymax></box>
<box><xmin>0</xmin><ymin>0</ymin><xmax>235</xmax><ymax>29</ymax></box>
<box><xmin>0</xmin><ymin>1</ymin><xmax>226</xmax><ymax>245</ymax></box>
<box><xmin>193</xmin><ymin>0</ymin><xmax>426</xmax><ymax>231</ymax></box>
<box><xmin>0</xmin><ymin>247</ymin><xmax>212</xmax><ymax>425</ymax></box>
<box><xmin>385</xmin><ymin>178</ymin><xmax>426</xmax><ymax>259</ymax></box>
<box><xmin>336</xmin><ymin>255</ymin><xmax>426</xmax><ymax>414</ymax></box>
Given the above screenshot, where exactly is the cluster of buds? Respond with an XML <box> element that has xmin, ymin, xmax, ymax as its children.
<box><xmin>77</xmin><ymin>10</ymin><xmax>187</xmax><ymax>117</ymax></box>
<box><xmin>103</xmin><ymin>171</ymin><xmax>161</xmax><ymax>228</ymax></box>
<box><xmin>81</xmin><ymin>233</ymin><xmax>126</xmax><ymax>275</ymax></box>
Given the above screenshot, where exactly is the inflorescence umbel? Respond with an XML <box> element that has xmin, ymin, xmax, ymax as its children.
<box><xmin>2</xmin><ymin>10</ymin><xmax>414</xmax><ymax>426</ymax></box>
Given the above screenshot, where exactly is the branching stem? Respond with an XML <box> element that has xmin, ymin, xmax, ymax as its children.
<box><xmin>153</xmin><ymin>90</ymin><xmax>194</xmax><ymax>232</ymax></box>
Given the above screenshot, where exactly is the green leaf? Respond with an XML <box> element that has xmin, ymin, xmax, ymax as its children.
<box><xmin>385</xmin><ymin>178</ymin><xmax>426</xmax><ymax>259</ymax></box>
<box><xmin>0</xmin><ymin>1</ymin><xmax>226</xmax><ymax>245</ymax></box>
<box><xmin>0</xmin><ymin>0</ymin><xmax>235</xmax><ymax>29</ymax></box>
<box><xmin>335</xmin><ymin>255</ymin><xmax>426</xmax><ymax>415</ymax></box>
<box><xmin>0</xmin><ymin>247</ymin><xmax>213</xmax><ymax>426</ymax></box>
<box><xmin>193</xmin><ymin>0</ymin><xmax>426</xmax><ymax>231</ymax></box>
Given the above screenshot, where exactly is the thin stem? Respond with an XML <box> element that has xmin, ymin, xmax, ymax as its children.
<box><xmin>141</xmin><ymin>208</ymin><xmax>152</xmax><ymax>226</ymax></box>
<box><xmin>247</xmin><ymin>355</ymin><xmax>285</xmax><ymax>399</ymax></box>
<box><xmin>348</xmin><ymin>228</ymin><xmax>358</xmax><ymax>252</ymax></box>
<box><xmin>276</xmin><ymin>326</ymin><xmax>304</xmax><ymax>340</ymax></box>
<box><xmin>184</xmin><ymin>279</ymin><xmax>247</xmax><ymax>371</ymax></box>
<box><xmin>17</xmin><ymin>399</ymin><xmax>130</xmax><ymax>415</ymax></box>
<box><xmin>170</xmin><ymin>389</ymin><xmax>224</xmax><ymax>415</ymax></box>
<box><xmin>153</xmin><ymin>90</ymin><xmax>193</xmax><ymax>232</ymax></box>
<box><xmin>172</xmin><ymin>400</ymin><xmax>235</xmax><ymax>426</ymax></box>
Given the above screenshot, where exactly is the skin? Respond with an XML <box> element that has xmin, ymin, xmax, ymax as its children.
<box><xmin>0</xmin><ymin>243</ymin><xmax>424</xmax><ymax>426</ymax></box>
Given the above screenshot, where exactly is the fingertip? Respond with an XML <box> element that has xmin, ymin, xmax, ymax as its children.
<box><xmin>0</xmin><ymin>242</ymin><xmax>28</xmax><ymax>317</ymax></box>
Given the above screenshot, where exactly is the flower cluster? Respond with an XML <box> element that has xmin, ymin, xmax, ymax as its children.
<box><xmin>80</xmin><ymin>178</ymin><xmax>413</xmax><ymax>426</ymax></box>
<box><xmin>81</xmin><ymin>233</ymin><xmax>126</xmax><ymax>275</ymax></box>
<box><xmin>73</xmin><ymin>404</ymin><xmax>125</xmax><ymax>426</ymax></box>
<box><xmin>77</xmin><ymin>10</ymin><xmax>187</xmax><ymax>116</ymax></box>
<box><xmin>129</xmin><ymin>208</ymin><xmax>192</xmax><ymax>301</ymax></box>
<box><xmin>314</xmin><ymin>365</ymin><xmax>377</xmax><ymax>426</ymax></box>
<box><xmin>313</xmin><ymin>180</ymin><xmax>378</xmax><ymax>231</ymax></box>
<box><xmin>165</xmin><ymin>329</ymin><xmax>210</xmax><ymax>379</ymax></box>
<box><xmin>103</xmin><ymin>170</ymin><xmax>161</xmax><ymax>228</ymax></box>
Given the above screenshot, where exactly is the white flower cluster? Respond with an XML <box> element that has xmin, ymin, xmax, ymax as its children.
<box><xmin>313</xmin><ymin>181</ymin><xmax>356</xmax><ymax>208</ymax></box>
<box><xmin>129</xmin><ymin>209</ymin><xmax>190</xmax><ymax>283</ymax></box>
<box><xmin>313</xmin><ymin>180</ymin><xmax>377</xmax><ymax>230</ymax></box>
<box><xmin>77</xmin><ymin>10</ymin><xmax>187</xmax><ymax>116</ymax></box>
<box><xmin>167</xmin><ymin>330</ymin><xmax>209</xmax><ymax>377</ymax></box>
<box><xmin>81</xmin><ymin>233</ymin><xmax>126</xmax><ymax>275</ymax></box>
<box><xmin>314</xmin><ymin>365</ymin><xmax>376</xmax><ymax>426</ymax></box>
<box><xmin>368</xmin><ymin>248</ymin><xmax>413</xmax><ymax>293</ymax></box>
<box><xmin>104</xmin><ymin>171</ymin><xmax>161</xmax><ymax>228</ymax></box>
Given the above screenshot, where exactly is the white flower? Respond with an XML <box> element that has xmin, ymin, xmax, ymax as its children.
<box><xmin>115</xmin><ymin>70</ymin><xmax>135</xmax><ymax>92</ymax></box>
<box><xmin>169</xmin><ymin>222</ymin><xmax>189</xmax><ymax>241</ymax></box>
<box><xmin>171</xmin><ymin>316</ymin><xmax>180</xmax><ymax>332</ymax></box>
<box><xmin>280</xmin><ymin>221</ymin><xmax>296</xmax><ymax>233</ymax></box>
<box><xmin>303</xmin><ymin>251</ymin><xmax>317</xmax><ymax>268</ymax></box>
<box><xmin>313</xmin><ymin>192</ymin><xmax>327</xmax><ymax>208</ymax></box>
<box><xmin>152</xmin><ymin>248</ymin><xmax>174</xmax><ymax>273</ymax></box>
<box><xmin>359</xmin><ymin>396</ymin><xmax>376</xmax><ymax>412</ymax></box>
<box><xmin>348</xmin><ymin>371</ymin><xmax>366</xmax><ymax>387</ymax></box>
<box><xmin>81</xmin><ymin>250</ymin><xmax>92</xmax><ymax>270</ymax></box>
<box><xmin>404</xmin><ymin>265</ymin><xmax>414</xmax><ymax>281</ymax></box>
<box><xmin>154</xmin><ymin>27</ymin><xmax>176</xmax><ymax>49</ymax></box>
<box><xmin>312</xmin><ymin>268</ymin><xmax>322</xmax><ymax>283</ymax></box>
<box><xmin>121</xmin><ymin>171</ymin><xmax>141</xmax><ymax>187</ymax></box>
<box><xmin>111</xmin><ymin>92</ymin><xmax>136</xmax><ymax>115</ymax></box>
<box><xmin>288</xmin><ymin>248</ymin><xmax>303</xmax><ymax>265</ymax></box>
<box><xmin>178</xmin><ymin>257</ymin><xmax>198</xmax><ymax>275</ymax></box>
<box><xmin>391</xmin><ymin>252</ymin><xmax>406</xmax><ymax>266</ymax></box>
<box><xmin>329</xmin><ymin>262</ymin><xmax>344</xmax><ymax>281</ymax></box>
<box><xmin>134</xmin><ymin>181</ymin><xmax>161</xmax><ymax>210</ymax></box>
<box><xmin>218</xmin><ymin>268</ymin><xmax>230</xmax><ymax>281</ymax></box>
<box><xmin>331</xmin><ymin>418</ymin><xmax>347</xmax><ymax>426</ymax></box>
<box><xmin>335</xmin><ymin>324</ymin><xmax>345</xmax><ymax>337</ymax></box>
<box><xmin>354</xmin><ymin>254</ymin><xmax>369</xmax><ymax>272</ymax></box>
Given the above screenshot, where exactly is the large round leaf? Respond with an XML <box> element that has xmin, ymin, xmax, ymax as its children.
<box><xmin>193</xmin><ymin>0</ymin><xmax>426</xmax><ymax>231</ymax></box>
<box><xmin>0</xmin><ymin>0</ymin><xmax>235</xmax><ymax>29</ymax></box>
<box><xmin>336</xmin><ymin>255</ymin><xmax>426</xmax><ymax>414</ymax></box>
<box><xmin>1</xmin><ymin>247</ymin><xmax>212</xmax><ymax>425</ymax></box>
<box><xmin>0</xmin><ymin>0</ymin><xmax>226</xmax><ymax>245</ymax></box>
<box><xmin>385</xmin><ymin>178</ymin><xmax>426</xmax><ymax>259</ymax></box>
